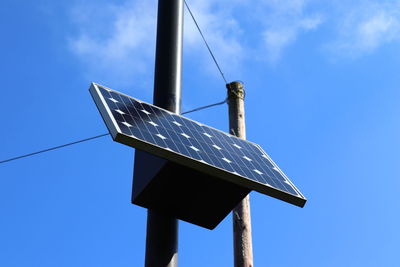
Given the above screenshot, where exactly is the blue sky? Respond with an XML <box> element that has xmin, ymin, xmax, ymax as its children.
<box><xmin>1</xmin><ymin>0</ymin><xmax>400</xmax><ymax>266</ymax></box>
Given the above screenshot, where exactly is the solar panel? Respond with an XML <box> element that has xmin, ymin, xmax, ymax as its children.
<box><xmin>90</xmin><ymin>83</ymin><xmax>306</xmax><ymax>207</ymax></box>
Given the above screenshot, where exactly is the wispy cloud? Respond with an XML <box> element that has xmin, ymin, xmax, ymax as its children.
<box><xmin>68</xmin><ymin>0</ymin><xmax>400</xmax><ymax>83</ymax></box>
<box><xmin>183</xmin><ymin>0</ymin><xmax>244</xmax><ymax>78</ymax></box>
<box><xmin>69</xmin><ymin>0</ymin><xmax>245</xmax><ymax>86</ymax></box>
<box><xmin>257</xmin><ymin>0</ymin><xmax>324</xmax><ymax>62</ymax></box>
<box><xmin>262</xmin><ymin>15</ymin><xmax>323</xmax><ymax>62</ymax></box>
<box><xmin>182</xmin><ymin>0</ymin><xmax>323</xmax><ymax>73</ymax></box>
<box><xmin>68</xmin><ymin>0</ymin><xmax>325</xmax><ymax>85</ymax></box>
<box><xmin>69</xmin><ymin>1</ymin><xmax>157</xmax><ymax>88</ymax></box>
<box><xmin>327</xmin><ymin>1</ymin><xmax>400</xmax><ymax>58</ymax></box>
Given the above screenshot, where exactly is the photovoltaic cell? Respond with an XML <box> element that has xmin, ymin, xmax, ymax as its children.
<box><xmin>90</xmin><ymin>83</ymin><xmax>306</xmax><ymax>207</ymax></box>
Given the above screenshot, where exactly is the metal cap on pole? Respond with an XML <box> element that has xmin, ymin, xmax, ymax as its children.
<box><xmin>227</xmin><ymin>81</ymin><xmax>254</xmax><ymax>267</ymax></box>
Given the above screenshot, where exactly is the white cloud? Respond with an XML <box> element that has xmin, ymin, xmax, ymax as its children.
<box><xmin>359</xmin><ymin>13</ymin><xmax>398</xmax><ymax>50</ymax></box>
<box><xmin>183</xmin><ymin>0</ymin><xmax>244</xmax><ymax>78</ymax></box>
<box><xmin>68</xmin><ymin>0</ymin><xmax>400</xmax><ymax>83</ymax></box>
<box><xmin>256</xmin><ymin>0</ymin><xmax>324</xmax><ymax>62</ymax></box>
<box><xmin>182</xmin><ymin>0</ymin><xmax>324</xmax><ymax>73</ymax></box>
<box><xmin>327</xmin><ymin>1</ymin><xmax>400</xmax><ymax>57</ymax></box>
<box><xmin>69</xmin><ymin>1</ymin><xmax>157</xmax><ymax>88</ymax></box>
<box><xmin>68</xmin><ymin>0</ymin><xmax>328</xmax><ymax>86</ymax></box>
<box><xmin>262</xmin><ymin>15</ymin><xmax>323</xmax><ymax>62</ymax></box>
<box><xmin>69</xmin><ymin>0</ymin><xmax>246</xmax><ymax>86</ymax></box>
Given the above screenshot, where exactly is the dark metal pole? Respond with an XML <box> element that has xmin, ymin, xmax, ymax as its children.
<box><xmin>144</xmin><ymin>0</ymin><xmax>183</xmax><ymax>266</ymax></box>
<box><xmin>227</xmin><ymin>81</ymin><xmax>254</xmax><ymax>267</ymax></box>
<box><xmin>152</xmin><ymin>0</ymin><xmax>183</xmax><ymax>113</ymax></box>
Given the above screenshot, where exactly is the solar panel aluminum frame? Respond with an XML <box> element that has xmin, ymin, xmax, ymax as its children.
<box><xmin>89</xmin><ymin>83</ymin><xmax>306</xmax><ymax>208</ymax></box>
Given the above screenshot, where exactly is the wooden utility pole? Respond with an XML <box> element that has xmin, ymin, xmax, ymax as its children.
<box><xmin>227</xmin><ymin>81</ymin><xmax>254</xmax><ymax>267</ymax></box>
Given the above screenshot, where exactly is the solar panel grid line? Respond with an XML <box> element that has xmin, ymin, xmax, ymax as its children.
<box><xmin>185</xmin><ymin>120</ymin><xmax>273</xmax><ymax>182</ymax></box>
<box><xmin>255</xmin><ymin>143</ymin><xmax>305</xmax><ymax>199</ymax></box>
<box><xmin>90</xmin><ymin>83</ymin><xmax>306</xmax><ymax>207</ymax></box>
<box><xmin>256</xmin><ymin>144</ymin><xmax>304</xmax><ymax>198</ymax></box>
<box><xmin>148</xmin><ymin>118</ymin><xmax>268</xmax><ymax>186</ymax></box>
<box><xmin>121</xmin><ymin>97</ymin><xmax>138</xmax><ymax>122</ymax></box>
